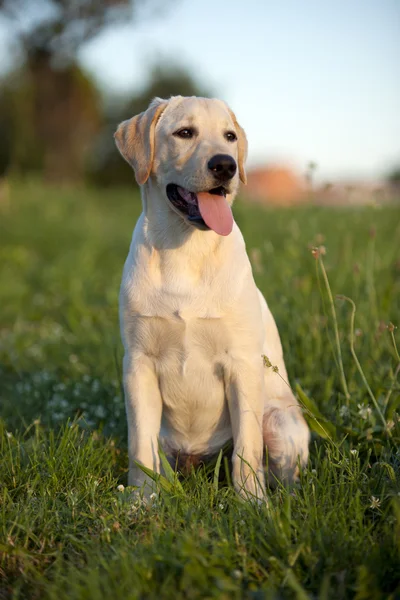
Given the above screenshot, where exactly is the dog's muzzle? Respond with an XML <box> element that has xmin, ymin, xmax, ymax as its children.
<box><xmin>166</xmin><ymin>184</ymin><xmax>227</xmax><ymax>231</ymax></box>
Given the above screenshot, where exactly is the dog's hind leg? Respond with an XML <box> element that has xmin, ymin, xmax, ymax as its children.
<box><xmin>262</xmin><ymin>396</ymin><xmax>309</xmax><ymax>485</ymax></box>
<box><xmin>257</xmin><ymin>289</ymin><xmax>310</xmax><ymax>484</ymax></box>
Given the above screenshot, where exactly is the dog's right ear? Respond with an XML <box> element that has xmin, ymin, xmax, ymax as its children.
<box><xmin>114</xmin><ymin>98</ymin><xmax>168</xmax><ymax>185</ymax></box>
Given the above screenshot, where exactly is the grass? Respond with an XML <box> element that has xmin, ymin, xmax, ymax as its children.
<box><xmin>0</xmin><ymin>180</ymin><xmax>400</xmax><ymax>599</ymax></box>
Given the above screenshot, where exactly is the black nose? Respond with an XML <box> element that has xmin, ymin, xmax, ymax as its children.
<box><xmin>208</xmin><ymin>154</ymin><xmax>237</xmax><ymax>181</ymax></box>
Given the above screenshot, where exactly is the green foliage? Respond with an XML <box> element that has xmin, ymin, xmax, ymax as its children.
<box><xmin>0</xmin><ymin>0</ymin><xmax>177</xmax><ymax>183</ymax></box>
<box><xmin>0</xmin><ymin>181</ymin><xmax>399</xmax><ymax>598</ymax></box>
<box><xmin>387</xmin><ymin>166</ymin><xmax>400</xmax><ymax>186</ymax></box>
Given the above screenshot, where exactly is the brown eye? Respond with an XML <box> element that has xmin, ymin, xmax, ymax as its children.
<box><xmin>174</xmin><ymin>128</ymin><xmax>194</xmax><ymax>139</ymax></box>
<box><xmin>225</xmin><ymin>131</ymin><xmax>237</xmax><ymax>142</ymax></box>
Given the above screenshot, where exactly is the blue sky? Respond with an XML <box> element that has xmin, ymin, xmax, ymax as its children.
<box><xmin>2</xmin><ymin>0</ymin><xmax>400</xmax><ymax>181</ymax></box>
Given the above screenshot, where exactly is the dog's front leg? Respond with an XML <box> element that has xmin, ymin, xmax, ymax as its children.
<box><xmin>123</xmin><ymin>353</ymin><xmax>162</xmax><ymax>494</ymax></box>
<box><xmin>227</xmin><ymin>361</ymin><xmax>266</xmax><ymax>501</ymax></box>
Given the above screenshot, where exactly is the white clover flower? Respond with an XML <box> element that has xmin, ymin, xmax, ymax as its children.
<box><xmin>117</xmin><ymin>484</ymin><xmax>125</xmax><ymax>492</ymax></box>
<box><xmin>357</xmin><ymin>404</ymin><xmax>371</xmax><ymax>420</ymax></box>
<box><xmin>91</xmin><ymin>379</ymin><xmax>101</xmax><ymax>393</ymax></box>
<box><xmin>370</xmin><ymin>496</ymin><xmax>381</xmax><ymax>510</ymax></box>
<box><xmin>232</xmin><ymin>570</ymin><xmax>242</xmax><ymax>580</ymax></box>
<box><xmin>94</xmin><ymin>405</ymin><xmax>106</xmax><ymax>419</ymax></box>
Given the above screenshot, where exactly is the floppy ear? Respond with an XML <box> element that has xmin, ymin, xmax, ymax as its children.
<box><xmin>114</xmin><ymin>98</ymin><xmax>168</xmax><ymax>185</ymax></box>
<box><xmin>228</xmin><ymin>108</ymin><xmax>248</xmax><ymax>184</ymax></box>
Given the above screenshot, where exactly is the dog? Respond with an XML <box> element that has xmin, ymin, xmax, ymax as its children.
<box><xmin>114</xmin><ymin>96</ymin><xmax>309</xmax><ymax>500</ymax></box>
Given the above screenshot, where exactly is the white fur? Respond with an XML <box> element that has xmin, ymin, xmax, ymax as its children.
<box><xmin>116</xmin><ymin>96</ymin><xmax>309</xmax><ymax>500</ymax></box>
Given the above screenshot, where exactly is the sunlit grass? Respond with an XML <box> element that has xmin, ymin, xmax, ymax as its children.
<box><xmin>0</xmin><ymin>180</ymin><xmax>399</xmax><ymax>599</ymax></box>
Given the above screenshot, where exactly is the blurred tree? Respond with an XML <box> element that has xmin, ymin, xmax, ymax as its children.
<box><xmin>386</xmin><ymin>166</ymin><xmax>400</xmax><ymax>186</ymax></box>
<box><xmin>124</xmin><ymin>65</ymin><xmax>213</xmax><ymax>116</ymax></box>
<box><xmin>0</xmin><ymin>0</ymin><xmax>171</xmax><ymax>181</ymax></box>
<box><xmin>0</xmin><ymin>86</ymin><xmax>13</xmax><ymax>178</ymax></box>
<box><xmin>87</xmin><ymin>63</ymin><xmax>213</xmax><ymax>187</ymax></box>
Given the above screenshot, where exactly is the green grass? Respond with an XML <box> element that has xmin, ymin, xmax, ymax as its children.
<box><xmin>0</xmin><ymin>180</ymin><xmax>399</xmax><ymax>599</ymax></box>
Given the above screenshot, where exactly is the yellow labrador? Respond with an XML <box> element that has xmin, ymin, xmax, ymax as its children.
<box><xmin>115</xmin><ymin>96</ymin><xmax>309</xmax><ymax>500</ymax></box>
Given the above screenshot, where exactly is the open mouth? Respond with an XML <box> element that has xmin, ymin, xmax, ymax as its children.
<box><xmin>166</xmin><ymin>184</ymin><xmax>233</xmax><ymax>235</ymax></box>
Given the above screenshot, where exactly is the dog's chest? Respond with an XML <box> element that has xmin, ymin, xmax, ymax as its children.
<box><xmin>132</xmin><ymin>312</ymin><xmax>230</xmax><ymax>375</ymax></box>
<box><xmin>134</xmin><ymin>313</ymin><xmax>232</xmax><ymax>450</ymax></box>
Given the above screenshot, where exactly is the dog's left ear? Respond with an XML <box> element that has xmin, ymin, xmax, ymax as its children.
<box><xmin>228</xmin><ymin>108</ymin><xmax>248</xmax><ymax>185</ymax></box>
<box><xmin>114</xmin><ymin>98</ymin><xmax>168</xmax><ymax>185</ymax></box>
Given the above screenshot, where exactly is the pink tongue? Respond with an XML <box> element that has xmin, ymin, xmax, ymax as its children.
<box><xmin>197</xmin><ymin>192</ymin><xmax>233</xmax><ymax>236</ymax></box>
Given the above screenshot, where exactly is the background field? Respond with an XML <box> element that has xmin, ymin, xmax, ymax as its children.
<box><xmin>1</xmin><ymin>182</ymin><xmax>399</xmax><ymax>599</ymax></box>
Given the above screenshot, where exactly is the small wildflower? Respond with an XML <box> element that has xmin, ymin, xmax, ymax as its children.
<box><xmin>232</xmin><ymin>569</ymin><xmax>242</xmax><ymax>580</ymax></box>
<box><xmin>149</xmin><ymin>492</ymin><xmax>157</xmax><ymax>500</ymax></box>
<box><xmin>350</xmin><ymin>449</ymin><xmax>358</xmax><ymax>456</ymax></box>
<box><xmin>370</xmin><ymin>496</ymin><xmax>381</xmax><ymax>510</ymax></box>
<box><xmin>388</xmin><ymin>322</ymin><xmax>396</xmax><ymax>333</ymax></box>
<box><xmin>117</xmin><ymin>484</ymin><xmax>125</xmax><ymax>492</ymax></box>
<box><xmin>6</xmin><ymin>431</ymin><xmax>13</xmax><ymax>439</ymax></box>
<box><xmin>91</xmin><ymin>379</ymin><xmax>101</xmax><ymax>393</ymax></box>
<box><xmin>358</xmin><ymin>404</ymin><xmax>371</xmax><ymax>420</ymax></box>
<box><xmin>94</xmin><ymin>405</ymin><xmax>106</xmax><ymax>419</ymax></box>
<box><xmin>311</xmin><ymin>469</ymin><xmax>317</xmax><ymax>475</ymax></box>
<box><xmin>339</xmin><ymin>405</ymin><xmax>350</xmax><ymax>418</ymax></box>
<box><xmin>218</xmin><ymin>503</ymin><xmax>225</xmax><ymax>510</ymax></box>
<box><xmin>311</xmin><ymin>245</ymin><xmax>326</xmax><ymax>260</ymax></box>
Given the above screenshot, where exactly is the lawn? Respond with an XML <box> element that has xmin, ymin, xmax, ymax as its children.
<box><xmin>0</xmin><ymin>180</ymin><xmax>399</xmax><ymax>599</ymax></box>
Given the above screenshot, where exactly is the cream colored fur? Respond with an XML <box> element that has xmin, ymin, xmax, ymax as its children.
<box><xmin>115</xmin><ymin>96</ymin><xmax>309</xmax><ymax>501</ymax></box>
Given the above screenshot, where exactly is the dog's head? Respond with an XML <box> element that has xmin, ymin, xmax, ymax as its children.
<box><xmin>114</xmin><ymin>96</ymin><xmax>247</xmax><ymax>236</ymax></box>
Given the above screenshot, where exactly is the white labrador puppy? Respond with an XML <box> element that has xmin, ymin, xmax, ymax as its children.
<box><xmin>115</xmin><ymin>96</ymin><xmax>309</xmax><ymax>500</ymax></box>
